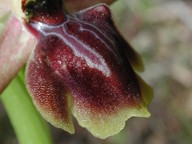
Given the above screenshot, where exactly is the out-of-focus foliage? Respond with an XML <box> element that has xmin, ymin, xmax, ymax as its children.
<box><xmin>0</xmin><ymin>0</ymin><xmax>192</xmax><ymax>143</ymax></box>
<box><xmin>112</xmin><ymin>0</ymin><xmax>192</xmax><ymax>144</ymax></box>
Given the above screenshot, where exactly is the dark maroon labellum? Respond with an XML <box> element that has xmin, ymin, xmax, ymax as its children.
<box><xmin>62</xmin><ymin>0</ymin><xmax>116</xmax><ymax>12</ymax></box>
<box><xmin>23</xmin><ymin>0</ymin><xmax>153</xmax><ymax>139</ymax></box>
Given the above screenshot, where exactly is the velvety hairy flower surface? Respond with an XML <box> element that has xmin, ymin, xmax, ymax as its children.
<box><xmin>23</xmin><ymin>0</ymin><xmax>153</xmax><ymax>139</ymax></box>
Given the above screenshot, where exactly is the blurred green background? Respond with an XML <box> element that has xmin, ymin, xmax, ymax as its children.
<box><xmin>1</xmin><ymin>0</ymin><xmax>192</xmax><ymax>143</ymax></box>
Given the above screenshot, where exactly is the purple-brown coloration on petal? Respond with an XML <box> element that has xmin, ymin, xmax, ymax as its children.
<box><xmin>63</xmin><ymin>0</ymin><xmax>116</xmax><ymax>12</ymax></box>
<box><xmin>26</xmin><ymin>42</ymin><xmax>74</xmax><ymax>132</ymax></box>
<box><xmin>74</xmin><ymin>5</ymin><xmax>144</xmax><ymax>72</ymax></box>
<box><xmin>24</xmin><ymin>0</ymin><xmax>153</xmax><ymax>139</ymax></box>
<box><xmin>0</xmin><ymin>15</ymin><xmax>35</xmax><ymax>94</ymax></box>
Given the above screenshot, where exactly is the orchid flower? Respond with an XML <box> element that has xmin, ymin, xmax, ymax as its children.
<box><xmin>0</xmin><ymin>0</ymin><xmax>153</xmax><ymax>140</ymax></box>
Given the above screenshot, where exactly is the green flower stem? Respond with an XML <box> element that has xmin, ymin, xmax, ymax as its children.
<box><xmin>1</xmin><ymin>70</ymin><xmax>53</xmax><ymax>144</ymax></box>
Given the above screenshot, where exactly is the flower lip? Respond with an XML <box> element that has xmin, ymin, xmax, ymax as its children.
<box><xmin>24</xmin><ymin>1</ymin><xmax>153</xmax><ymax>139</ymax></box>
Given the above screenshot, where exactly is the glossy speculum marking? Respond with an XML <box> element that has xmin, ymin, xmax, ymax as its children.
<box><xmin>22</xmin><ymin>0</ymin><xmax>153</xmax><ymax>139</ymax></box>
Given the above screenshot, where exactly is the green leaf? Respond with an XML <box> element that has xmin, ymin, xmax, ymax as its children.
<box><xmin>1</xmin><ymin>69</ymin><xmax>53</xmax><ymax>144</ymax></box>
